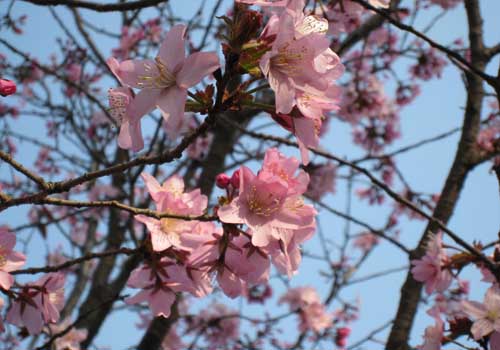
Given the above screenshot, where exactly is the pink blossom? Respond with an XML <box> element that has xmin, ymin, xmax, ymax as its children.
<box><xmin>196</xmin><ymin>303</ymin><xmax>240</xmax><ymax>348</ymax></box>
<box><xmin>0</xmin><ymin>79</ymin><xmax>16</xmax><ymax>97</ymax></box>
<box><xmin>260</xmin><ymin>10</ymin><xmax>330</xmax><ymax>114</ymax></box>
<box><xmin>0</xmin><ymin>226</ymin><xmax>26</xmax><ymax>290</ymax></box>
<box><xmin>135</xmin><ymin>173</ymin><xmax>207</xmax><ymax>252</ymax></box>
<box><xmin>411</xmin><ymin>233</ymin><xmax>452</xmax><ymax>294</ymax></box>
<box><xmin>305</xmin><ymin>162</ymin><xmax>336</xmax><ymax>200</ymax></box>
<box><xmin>112</xmin><ymin>26</ymin><xmax>145</xmax><ymax>59</ymax></box>
<box><xmin>126</xmin><ymin>259</ymin><xmax>206</xmax><ymax>318</ymax></box>
<box><xmin>462</xmin><ymin>287</ymin><xmax>500</xmax><ymax>341</ymax></box>
<box><xmin>280</xmin><ymin>286</ymin><xmax>332</xmax><ymax>332</ymax></box>
<box><xmin>6</xmin><ymin>272</ymin><xmax>65</xmax><ymax>334</ymax></box>
<box><xmin>353</xmin><ymin>232</ymin><xmax>380</xmax><ymax>252</ymax></box>
<box><xmin>418</xmin><ymin>307</ymin><xmax>443</xmax><ymax>350</ymax></box>
<box><xmin>107</xmin><ymin>86</ymin><xmax>144</xmax><ymax>152</ymax></box>
<box><xmin>218</xmin><ymin>164</ymin><xmax>315</xmax><ymax>248</ymax></box>
<box><xmin>107</xmin><ymin>25</ymin><xmax>220</xmax><ymax>150</ymax></box>
<box><xmin>410</xmin><ymin>48</ymin><xmax>447</xmax><ymax>81</ymax></box>
<box><xmin>49</xmin><ymin>318</ymin><xmax>88</xmax><ymax>350</ymax></box>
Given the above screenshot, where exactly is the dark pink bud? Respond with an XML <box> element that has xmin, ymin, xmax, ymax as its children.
<box><xmin>337</xmin><ymin>327</ymin><xmax>351</xmax><ymax>338</ymax></box>
<box><xmin>215</xmin><ymin>173</ymin><xmax>231</xmax><ymax>189</ymax></box>
<box><xmin>0</xmin><ymin>79</ymin><xmax>17</xmax><ymax>97</ymax></box>
<box><xmin>230</xmin><ymin>169</ymin><xmax>240</xmax><ymax>188</ymax></box>
<box><xmin>335</xmin><ymin>338</ymin><xmax>347</xmax><ymax>347</ymax></box>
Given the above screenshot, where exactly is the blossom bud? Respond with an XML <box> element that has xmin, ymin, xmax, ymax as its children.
<box><xmin>337</xmin><ymin>327</ymin><xmax>351</xmax><ymax>338</ymax></box>
<box><xmin>0</xmin><ymin>79</ymin><xmax>17</xmax><ymax>97</ymax></box>
<box><xmin>230</xmin><ymin>169</ymin><xmax>240</xmax><ymax>188</ymax></box>
<box><xmin>216</xmin><ymin>173</ymin><xmax>231</xmax><ymax>189</ymax></box>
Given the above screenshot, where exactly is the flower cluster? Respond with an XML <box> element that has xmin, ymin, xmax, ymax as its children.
<box><xmin>129</xmin><ymin>148</ymin><xmax>317</xmax><ymax>318</ymax></box>
<box><xmin>411</xmin><ymin>232</ymin><xmax>452</xmax><ymax>295</ymax></box>
<box><xmin>279</xmin><ymin>286</ymin><xmax>333</xmax><ymax>332</ymax></box>
<box><xmin>106</xmin><ymin>24</ymin><xmax>220</xmax><ymax>151</ymax></box>
<box><xmin>254</xmin><ymin>0</ymin><xmax>344</xmax><ymax>164</ymax></box>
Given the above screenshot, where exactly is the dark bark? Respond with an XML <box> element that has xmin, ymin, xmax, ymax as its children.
<box><xmin>386</xmin><ymin>1</ymin><xmax>487</xmax><ymax>349</ymax></box>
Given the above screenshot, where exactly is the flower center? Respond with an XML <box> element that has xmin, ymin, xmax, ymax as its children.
<box><xmin>271</xmin><ymin>44</ymin><xmax>307</xmax><ymax>76</ymax></box>
<box><xmin>487</xmin><ymin>309</ymin><xmax>499</xmax><ymax>321</ymax></box>
<box><xmin>0</xmin><ymin>245</ymin><xmax>6</xmax><ymax>268</ymax></box>
<box><xmin>160</xmin><ymin>217</ymin><xmax>180</xmax><ymax>234</ymax></box>
<box><xmin>137</xmin><ymin>57</ymin><xmax>176</xmax><ymax>89</ymax></box>
<box><xmin>246</xmin><ymin>186</ymin><xmax>282</xmax><ymax>216</ymax></box>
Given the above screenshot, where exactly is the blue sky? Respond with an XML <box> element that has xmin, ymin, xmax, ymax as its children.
<box><xmin>1</xmin><ymin>0</ymin><xmax>500</xmax><ymax>349</ymax></box>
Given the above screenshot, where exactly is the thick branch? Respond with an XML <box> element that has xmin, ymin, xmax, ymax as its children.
<box><xmin>20</xmin><ymin>0</ymin><xmax>168</xmax><ymax>12</ymax></box>
<box><xmin>386</xmin><ymin>1</ymin><xmax>487</xmax><ymax>349</ymax></box>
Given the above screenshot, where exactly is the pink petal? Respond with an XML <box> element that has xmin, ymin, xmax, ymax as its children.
<box><xmin>118</xmin><ymin>120</ymin><xmax>144</xmax><ymax>152</ymax></box>
<box><xmin>117</xmin><ymin>59</ymin><xmax>158</xmax><ymax>89</ymax></box>
<box><xmin>491</xmin><ymin>331</ymin><xmax>500</xmax><ymax>350</ymax></box>
<box><xmin>471</xmin><ymin>318</ymin><xmax>494</xmax><ymax>340</ymax></box>
<box><xmin>150</xmin><ymin>290</ymin><xmax>175</xmax><ymax>317</ymax></box>
<box><xmin>158</xmin><ymin>24</ymin><xmax>186</xmax><ymax>73</ymax></box>
<box><xmin>3</xmin><ymin>251</ymin><xmax>26</xmax><ymax>272</ymax></box>
<box><xmin>157</xmin><ymin>87</ymin><xmax>188</xmax><ymax>137</ymax></box>
<box><xmin>176</xmin><ymin>52</ymin><xmax>220</xmax><ymax>88</ymax></box>
<box><xmin>0</xmin><ymin>271</ymin><xmax>13</xmax><ymax>290</ymax></box>
<box><xmin>462</xmin><ymin>300</ymin><xmax>488</xmax><ymax>320</ymax></box>
<box><xmin>127</xmin><ymin>89</ymin><xmax>160</xmax><ymax>124</ymax></box>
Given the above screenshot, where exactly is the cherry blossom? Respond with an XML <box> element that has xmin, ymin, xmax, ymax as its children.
<box><xmin>0</xmin><ymin>79</ymin><xmax>16</xmax><ymax>97</ymax></box>
<box><xmin>279</xmin><ymin>286</ymin><xmax>333</xmax><ymax>332</ymax></box>
<box><xmin>0</xmin><ymin>226</ymin><xmax>26</xmax><ymax>290</ymax></box>
<box><xmin>126</xmin><ymin>258</ymin><xmax>208</xmax><ymax>318</ymax></box>
<box><xmin>107</xmin><ymin>86</ymin><xmax>144</xmax><ymax>152</ymax></box>
<box><xmin>6</xmin><ymin>272</ymin><xmax>65</xmax><ymax>334</ymax></box>
<box><xmin>218</xmin><ymin>149</ymin><xmax>316</xmax><ymax>249</ymax></box>
<box><xmin>411</xmin><ymin>233</ymin><xmax>452</xmax><ymax>294</ymax></box>
<box><xmin>417</xmin><ymin>307</ymin><xmax>443</xmax><ymax>350</ymax></box>
<box><xmin>462</xmin><ymin>287</ymin><xmax>500</xmax><ymax>341</ymax></box>
<box><xmin>49</xmin><ymin>318</ymin><xmax>88</xmax><ymax>350</ymax></box>
<box><xmin>107</xmin><ymin>25</ymin><xmax>220</xmax><ymax>150</ymax></box>
<box><xmin>135</xmin><ymin>172</ymin><xmax>207</xmax><ymax>252</ymax></box>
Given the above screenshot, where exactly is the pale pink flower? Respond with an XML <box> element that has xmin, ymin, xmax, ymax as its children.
<box><xmin>107</xmin><ymin>24</ymin><xmax>220</xmax><ymax>149</ymax></box>
<box><xmin>6</xmin><ymin>272</ymin><xmax>65</xmax><ymax>334</ymax></box>
<box><xmin>280</xmin><ymin>286</ymin><xmax>332</xmax><ymax>332</ymax></box>
<box><xmin>411</xmin><ymin>233</ymin><xmax>452</xmax><ymax>294</ymax></box>
<box><xmin>260</xmin><ymin>10</ymin><xmax>330</xmax><ymax>114</ymax></box>
<box><xmin>197</xmin><ymin>303</ymin><xmax>239</xmax><ymax>348</ymax></box>
<box><xmin>353</xmin><ymin>232</ymin><xmax>380</xmax><ymax>253</ymax></box>
<box><xmin>259</xmin><ymin>147</ymin><xmax>309</xmax><ymax>195</ymax></box>
<box><xmin>49</xmin><ymin>318</ymin><xmax>88</xmax><ymax>350</ymax></box>
<box><xmin>107</xmin><ymin>86</ymin><xmax>144</xmax><ymax>152</ymax></box>
<box><xmin>161</xmin><ymin>327</ymin><xmax>184</xmax><ymax>350</ymax></box>
<box><xmin>305</xmin><ymin>162</ymin><xmax>336</xmax><ymax>200</ymax></box>
<box><xmin>418</xmin><ymin>307</ymin><xmax>443</xmax><ymax>350</ymax></box>
<box><xmin>126</xmin><ymin>259</ymin><xmax>205</xmax><ymax>318</ymax></box>
<box><xmin>218</xmin><ymin>165</ymin><xmax>315</xmax><ymax>247</ymax></box>
<box><xmin>112</xmin><ymin>26</ymin><xmax>145</xmax><ymax>59</ymax></box>
<box><xmin>0</xmin><ymin>226</ymin><xmax>26</xmax><ymax>290</ymax></box>
<box><xmin>135</xmin><ymin>173</ymin><xmax>207</xmax><ymax>252</ymax></box>
<box><xmin>462</xmin><ymin>287</ymin><xmax>500</xmax><ymax>341</ymax></box>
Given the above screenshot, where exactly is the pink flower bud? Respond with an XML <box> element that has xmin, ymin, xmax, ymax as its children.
<box><xmin>0</xmin><ymin>79</ymin><xmax>17</xmax><ymax>97</ymax></box>
<box><xmin>230</xmin><ymin>169</ymin><xmax>240</xmax><ymax>188</ymax></box>
<box><xmin>337</xmin><ymin>327</ymin><xmax>351</xmax><ymax>338</ymax></box>
<box><xmin>215</xmin><ymin>173</ymin><xmax>231</xmax><ymax>189</ymax></box>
